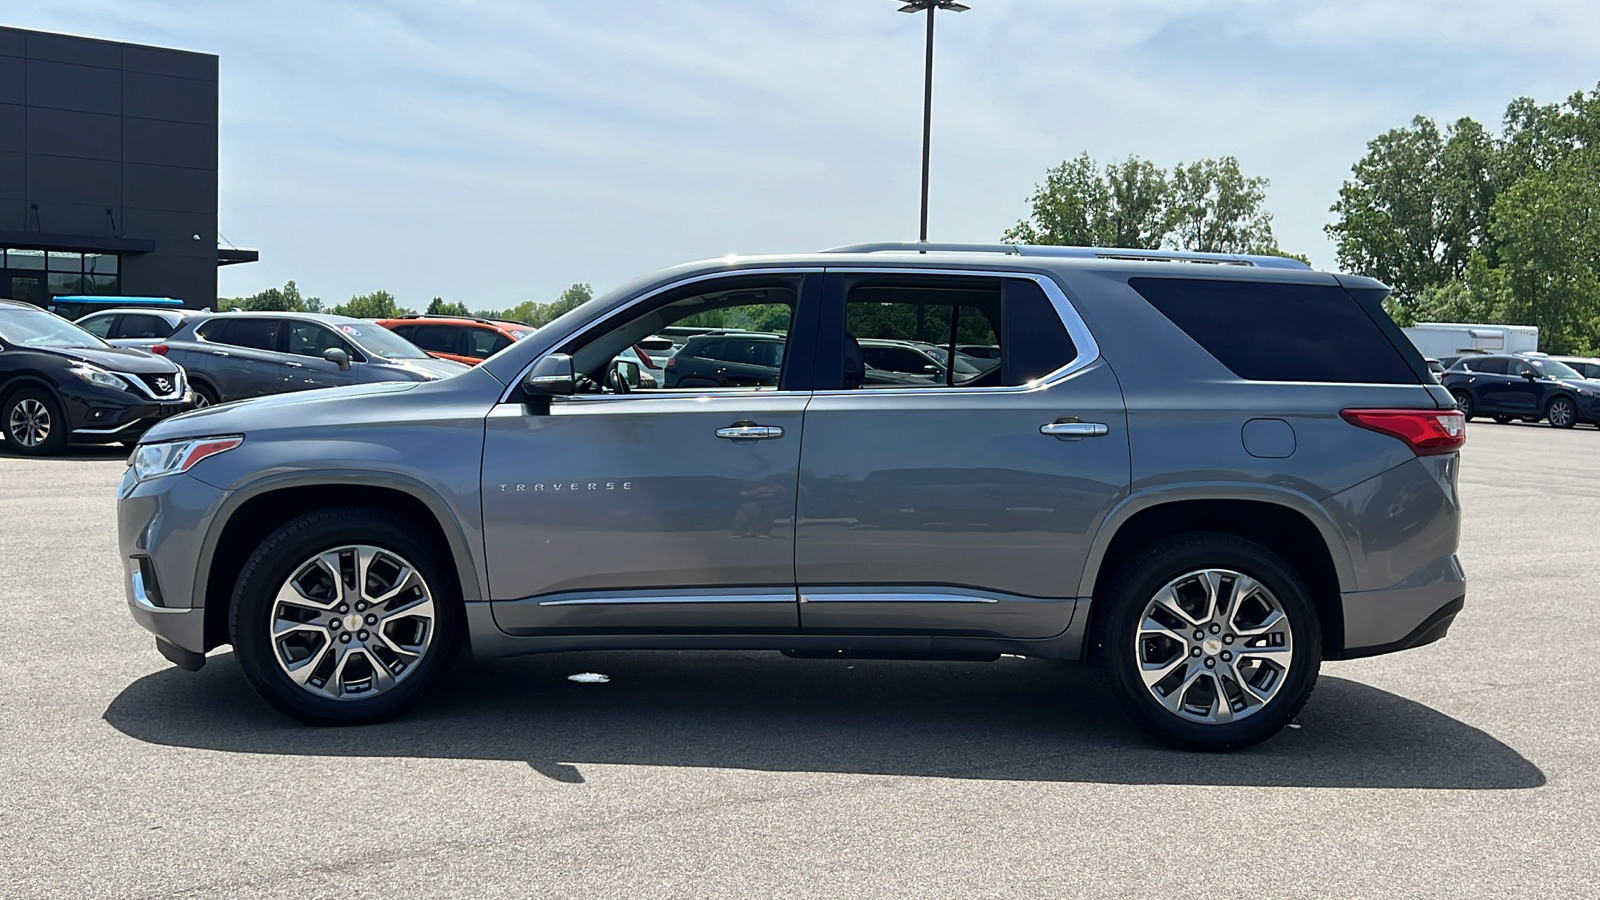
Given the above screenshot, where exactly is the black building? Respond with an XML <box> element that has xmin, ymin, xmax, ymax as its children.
<box><xmin>0</xmin><ymin>26</ymin><xmax>252</xmax><ymax>312</ymax></box>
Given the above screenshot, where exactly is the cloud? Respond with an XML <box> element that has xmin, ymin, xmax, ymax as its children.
<box><xmin>5</xmin><ymin>0</ymin><xmax>1597</xmax><ymax>304</ymax></box>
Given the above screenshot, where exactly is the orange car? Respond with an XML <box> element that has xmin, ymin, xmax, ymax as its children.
<box><xmin>378</xmin><ymin>315</ymin><xmax>535</xmax><ymax>366</ymax></box>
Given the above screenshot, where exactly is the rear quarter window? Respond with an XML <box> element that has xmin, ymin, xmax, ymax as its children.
<box><xmin>1128</xmin><ymin>278</ymin><xmax>1419</xmax><ymax>384</ymax></box>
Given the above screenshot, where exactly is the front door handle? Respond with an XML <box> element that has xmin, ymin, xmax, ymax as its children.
<box><xmin>211</xmin><ymin>350</ymin><xmax>230</xmax><ymax>357</ymax></box>
<box><xmin>716</xmin><ymin>421</ymin><xmax>784</xmax><ymax>440</ymax></box>
<box><xmin>285</xmin><ymin>361</ymin><xmax>304</xmax><ymax>368</ymax></box>
<box><xmin>1041</xmin><ymin>420</ymin><xmax>1109</xmax><ymax>437</ymax></box>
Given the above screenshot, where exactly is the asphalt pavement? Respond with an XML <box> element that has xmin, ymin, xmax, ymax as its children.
<box><xmin>1</xmin><ymin>422</ymin><xmax>1596</xmax><ymax>898</ymax></box>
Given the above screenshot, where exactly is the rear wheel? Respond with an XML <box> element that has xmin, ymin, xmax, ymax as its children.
<box><xmin>1451</xmin><ymin>390</ymin><xmax>1475</xmax><ymax>421</ymax></box>
<box><xmin>1092</xmin><ymin>533</ymin><xmax>1321</xmax><ymax>752</ymax></box>
<box><xmin>229</xmin><ymin>507</ymin><xmax>463</xmax><ymax>725</ymax></box>
<box><xmin>1547</xmin><ymin>396</ymin><xmax>1577</xmax><ymax>429</ymax></box>
<box><xmin>3</xmin><ymin>387</ymin><xmax>68</xmax><ymax>456</ymax></box>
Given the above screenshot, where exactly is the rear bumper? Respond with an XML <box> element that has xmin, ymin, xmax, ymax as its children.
<box><xmin>1339</xmin><ymin>554</ymin><xmax>1465</xmax><ymax>658</ymax></box>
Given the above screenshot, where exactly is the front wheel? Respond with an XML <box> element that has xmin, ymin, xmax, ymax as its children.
<box><xmin>1092</xmin><ymin>533</ymin><xmax>1321</xmax><ymax>752</ymax></box>
<box><xmin>1493</xmin><ymin>416</ymin><xmax>1512</xmax><ymax>425</ymax></box>
<box><xmin>3</xmin><ymin>387</ymin><xmax>68</xmax><ymax>456</ymax></box>
<box><xmin>1547</xmin><ymin>396</ymin><xmax>1577</xmax><ymax>429</ymax></box>
<box><xmin>229</xmin><ymin>507</ymin><xmax>463</xmax><ymax>725</ymax></box>
<box><xmin>1451</xmin><ymin>390</ymin><xmax>1475</xmax><ymax>421</ymax></box>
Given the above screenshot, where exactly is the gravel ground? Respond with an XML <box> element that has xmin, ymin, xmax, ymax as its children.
<box><xmin>1</xmin><ymin>422</ymin><xmax>1596</xmax><ymax>898</ymax></box>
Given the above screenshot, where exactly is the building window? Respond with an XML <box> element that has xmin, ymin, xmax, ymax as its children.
<box><xmin>0</xmin><ymin>248</ymin><xmax>121</xmax><ymax>301</ymax></box>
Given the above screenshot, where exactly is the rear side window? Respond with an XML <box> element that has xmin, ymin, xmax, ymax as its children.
<box><xmin>201</xmin><ymin>317</ymin><xmax>281</xmax><ymax>351</ymax></box>
<box><xmin>114</xmin><ymin>314</ymin><xmax>173</xmax><ymax>339</ymax></box>
<box><xmin>1128</xmin><ymin>278</ymin><xmax>1419</xmax><ymax>384</ymax></box>
<box><xmin>1468</xmin><ymin>357</ymin><xmax>1507</xmax><ymax>374</ymax></box>
<box><xmin>409</xmin><ymin>325</ymin><xmax>459</xmax><ymax>354</ymax></box>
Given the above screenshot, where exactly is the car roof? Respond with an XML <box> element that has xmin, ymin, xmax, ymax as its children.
<box><xmin>379</xmin><ymin>315</ymin><xmax>531</xmax><ymax>331</ymax></box>
<box><xmin>77</xmin><ymin>307</ymin><xmax>198</xmax><ymax>318</ymax></box>
<box><xmin>209</xmin><ymin>310</ymin><xmax>370</xmax><ymax>324</ymax></box>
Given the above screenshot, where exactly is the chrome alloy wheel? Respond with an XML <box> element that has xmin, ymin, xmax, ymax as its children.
<box><xmin>270</xmin><ymin>545</ymin><xmax>436</xmax><ymax>701</ymax></box>
<box><xmin>7</xmin><ymin>398</ymin><xmax>51</xmax><ymax>447</ymax></box>
<box><xmin>1135</xmin><ymin>568</ymin><xmax>1293</xmax><ymax>725</ymax></box>
<box><xmin>1548</xmin><ymin>397</ymin><xmax>1576</xmax><ymax>428</ymax></box>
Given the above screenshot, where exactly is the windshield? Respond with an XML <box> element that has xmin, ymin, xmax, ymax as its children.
<box><xmin>0</xmin><ymin>308</ymin><xmax>111</xmax><ymax>349</ymax></box>
<box><xmin>330</xmin><ymin>320</ymin><xmax>430</xmax><ymax>359</ymax></box>
<box><xmin>1531</xmin><ymin>359</ymin><xmax>1583</xmax><ymax>380</ymax></box>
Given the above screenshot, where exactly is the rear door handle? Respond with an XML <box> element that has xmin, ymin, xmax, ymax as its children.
<box><xmin>211</xmin><ymin>350</ymin><xmax>230</xmax><ymax>357</ymax></box>
<box><xmin>285</xmin><ymin>361</ymin><xmax>303</xmax><ymax>368</ymax></box>
<box><xmin>1041</xmin><ymin>420</ymin><xmax>1108</xmax><ymax>437</ymax></box>
<box><xmin>716</xmin><ymin>422</ymin><xmax>784</xmax><ymax>440</ymax></box>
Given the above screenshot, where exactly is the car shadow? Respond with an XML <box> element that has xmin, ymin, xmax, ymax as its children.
<box><xmin>0</xmin><ymin>442</ymin><xmax>128</xmax><ymax>460</ymax></box>
<box><xmin>104</xmin><ymin>650</ymin><xmax>1544</xmax><ymax>790</ymax></box>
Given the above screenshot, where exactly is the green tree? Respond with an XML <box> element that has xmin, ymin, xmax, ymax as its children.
<box><xmin>331</xmin><ymin>290</ymin><xmax>412</xmax><ymax>318</ymax></box>
<box><xmin>427</xmin><ymin>297</ymin><xmax>472</xmax><ymax>316</ymax></box>
<box><xmin>225</xmin><ymin>279</ymin><xmax>322</xmax><ymax>312</ymax></box>
<box><xmin>1005</xmin><ymin>153</ymin><xmax>1287</xmax><ymax>255</ymax></box>
<box><xmin>476</xmin><ymin>283</ymin><xmax>594</xmax><ymax>327</ymax></box>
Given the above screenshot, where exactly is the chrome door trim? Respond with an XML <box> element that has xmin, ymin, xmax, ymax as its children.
<box><xmin>497</xmin><ymin>267</ymin><xmax>825</xmax><ymax>404</ymax></box>
<box><xmin>1041</xmin><ymin>421</ymin><xmax>1109</xmax><ymax>437</ymax></box>
<box><xmin>811</xmin><ymin>267</ymin><xmax>1101</xmax><ymax>397</ymax></box>
<box><xmin>799</xmin><ymin>589</ymin><xmax>1002</xmax><ymax>604</ymax></box>
<box><xmin>537</xmin><ymin>591</ymin><xmax>796</xmax><ymax>607</ymax></box>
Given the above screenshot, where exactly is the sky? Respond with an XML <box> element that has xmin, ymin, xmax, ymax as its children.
<box><xmin>6</xmin><ymin>1</ymin><xmax>1600</xmax><ymax>310</ymax></box>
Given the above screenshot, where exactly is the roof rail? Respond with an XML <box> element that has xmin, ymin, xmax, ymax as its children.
<box><xmin>819</xmin><ymin>242</ymin><xmax>1311</xmax><ymax>270</ymax></box>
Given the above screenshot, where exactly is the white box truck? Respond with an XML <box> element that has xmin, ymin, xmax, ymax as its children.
<box><xmin>1402</xmin><ymin>323</ymin><xmax>1539</xmax><ymax>360</ymax></box>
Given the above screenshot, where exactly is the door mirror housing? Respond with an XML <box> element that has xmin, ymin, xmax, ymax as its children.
<box><xmin>521</xmin><ymin>353</ymin><xmax>575</xmax><ymax>398</ymax></box>
<box><xmin>1521</xmin><ymin>369</ymin><xmax>1538</xmax><ymax>380</ymax></box>
<box><xmin>323</xmin><ymin>347</ymin><xmax>352</xmax><ymax>370</ymax></box>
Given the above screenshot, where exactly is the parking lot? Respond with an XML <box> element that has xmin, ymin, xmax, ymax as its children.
<box><xmin>1</xmin><ymin>422</ymin><xmax>1596</xmax><ymax>899</ymax></box>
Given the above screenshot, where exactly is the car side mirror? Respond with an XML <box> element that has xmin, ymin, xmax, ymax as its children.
<box><xmin>323</xmin><ymin>347</ymin><xmax>351</xmax><ymax>370</ymax></box>
<box><xmin>521</xmin><ymin>353</ymin><xmax>575</xmax><ymax>398</ymax></box>
<box><xmin>1521</xmin><ymin>370</ymin><xmax>1537</xmax><ymax>380</ymax></box>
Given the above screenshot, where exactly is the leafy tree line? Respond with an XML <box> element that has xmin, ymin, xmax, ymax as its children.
<box><xmin>1326</xmin><ymin>85</ymin><xmax>1600</xmax><ymax>354</ymax></box>
<box><xmin>222</xmin><ymin>282</ymin><xmax>595</xmax><ymax>328</ymax></box>
<box><xmin>1004</xmin><ymin>152</ymin><xmax>1304</xmax><ymax>261</ymax></box>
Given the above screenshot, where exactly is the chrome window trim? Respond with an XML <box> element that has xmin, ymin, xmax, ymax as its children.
<box><xmin>812</xmin><ymin>267</ymin><xmax>1101</xmax><ymax>397</ymax></box>
<box><xmin>537</xmin><ymin>591</ymin><xmax>796</xmax><ymax>607</ymax></box>
<box><xmin>497</xmin><ymin>266</ymin><xmax>1101</xmax><ymax>403</ymax></box>
<box><xmin>498</xmin><ymin>267</ymin><xmax>819</xmax><ymax>404</ymax></box>
<box><xmin>799</xmin><ymin>590</ymin><xmax>1000</xmax><ymax>605</ymax></box>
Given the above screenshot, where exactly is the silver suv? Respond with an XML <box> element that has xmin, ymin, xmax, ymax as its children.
<box><xmin>117</xmin><ymin>244</ymin><xmax>1467</xmax><ymax>751</ymax></box>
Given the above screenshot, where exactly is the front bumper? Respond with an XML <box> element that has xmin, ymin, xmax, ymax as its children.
<box><xmin>63</xmin><ymin>380</ymin><xmax>194</xmax><ymax>443</ymax></box>
<box><xmin>127</xmin><ymin>564</ymin><xmax>208</xmax><ymax>661</ymax></box>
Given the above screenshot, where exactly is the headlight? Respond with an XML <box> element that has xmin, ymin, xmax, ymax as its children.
<box><xmin>69</xmin><ymin>363</ymin><xmax>128</xmax><ymax>390</ymax></box>
<box><xmin>129</xmin><ymin>435</ymin><xmax>244</xmax><ymax>482</ymax></box>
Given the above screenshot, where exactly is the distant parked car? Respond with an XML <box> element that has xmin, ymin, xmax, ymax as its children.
<box><xmin>1441</xmin><ymin>354</ymin><xmax>1600</xmax><ymax>427</ymax></box>
<box><xmin>378</xmin><ymin>315</ymin><xmax>535</xmax><ymax>367</ymax></box>
<box><xmin>1551</xmin><ymin>355</ymin><xmax>1600</xmax><ymax>380</ymax></box>
<box><xmin>858</xmin><ymin>338</ymin><xmax>993</xmax><ymax>385</ymax></box>
<box><xmin>157</xmin><ymin>312</ymin><xmax>469</xmax><ymax>406</ymax></box>
<box><xmin>75</xmin><ymin>308</ymin><xmax>209</xmax><ymax>350</ymax></box>
<box><xmin>0</xmin><ymin>299</ymin><xmax>191</xmax><ymax>455</ymax></box>
<box><xmin>956</xmin><ymin>343</ymin><xmax>1002</xmax><ymax>361</ymax></box>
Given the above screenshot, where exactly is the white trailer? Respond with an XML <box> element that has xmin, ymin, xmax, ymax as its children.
<box><xmin>1402</xmin><ymin>322</ymin><xmax>1539</xmax><ymax>359</ymax></box>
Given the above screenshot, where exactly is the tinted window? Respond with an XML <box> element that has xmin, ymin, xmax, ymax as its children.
<box><xmin>693</xmin><ymin>340</ymin><xmax>727</xmax><ymax>361</ymax></box>
<box><xmin>286</xmin><ymin>321</ymin><xmax>353</xmax><ymax>357</ymax></box>
<box><xmin>1469</xmin><ymin>357</ymin><xmax>1508</xmax><ymax>374</ymax></box>
<box><xmin>1128</xmin><ymin>278</ymin><xmax>1419</xmax><ymax>384</ymax></box>
<box><xmin>79</xmin><ymin>314</ymin><xmax>116</xmax><ymax>338</ymax></box>
<box><xmin>114</xmin><ymin>314</ymin><xmax>173</xmax><ymax>339</ymax></box>
<box><xmin>462</xmin><ymin>328</ymin><xmax>510</xmax><ymax>359</ymax></box>
<box><xmin>844</xmin><ymin>280</ymin><xmax>1001</xmax><ymax>389</ymax></box>
<box><xmin>211</xmin><ymin>318</ymin><xmax>282</xmax><ymax>351</ymax></box>
<box><xmin>404</xmin><ymin>324</ymin><xmax>455</xmax><ymax>354</ymax></box>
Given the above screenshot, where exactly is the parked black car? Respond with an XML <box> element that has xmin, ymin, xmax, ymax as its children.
<box><xmin>0</xmin><ymin>299</ymin><xmax>192</xmax><ymax>455</ymax></box>
<box><xmin>1441</xmin><ymin>354</ymin><xmax>1600</xmax><ymax>428</ymax></box>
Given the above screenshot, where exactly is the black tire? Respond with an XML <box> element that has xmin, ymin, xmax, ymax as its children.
<box><xmin>191</xmin><ymin>381</ymin><xmax>219</xmax><ymax>408</ymax></box>
<box><xmin>2</xmin><ymin>386</ymin><xmax>69</xmax><ymax>456</ymax></box>
<box><xmin>1451</xmin><ymin>390</ymin><xmax>1475</xmax><ymax>421</ymax></box>
<box><xmin>1091</xmin><ymin>532</ymin><xmax>1322</xmax><ymax>752</ymax></box>
<box><xmin>1493</xmin><ymin>416</ymin><xmax>1512</xmax><ymax>425</ymax></box>
<box><xmin>229</xmin><ymin>506</ymin><xmax>463</xmax><ymax>726</ymax></box>
<box><xmin>1546</xmin><ymin>395</ymin><xmax>1578</xmax><ymax>429</ymax></box>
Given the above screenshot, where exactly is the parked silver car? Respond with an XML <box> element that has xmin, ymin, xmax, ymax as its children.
<box><xmin>75</xmin><ymin>307</ymin><xmax>209</xmax><ymax>351</ymax></box>
<box><xmin>118</xmin><ymin>244</ymin><xmax>1467</xmax><ymax>751</ymax></box>
<box><xmin>156</xmin><ymin>312</ymin><xmax>468</xmax><ymax>406</ymax></box>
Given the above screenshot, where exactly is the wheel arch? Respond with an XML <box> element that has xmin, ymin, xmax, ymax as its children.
<box><xmin>1079</xmin><ymin>488</ymin><xmax>1352</xmax><ymax>658</ymax></box>
<box><xmin>0</xmin><ymin>373</ymin><xmax>63</xmax><ymax>405</ymax></box>
<box><xmin>197</xmin><ymin>472</ymin><xmax>484</xmax><ymax>651</ymax></box>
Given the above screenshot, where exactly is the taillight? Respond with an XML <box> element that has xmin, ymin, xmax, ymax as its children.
<box><xmin>665</xmin><ymin>357</ymin><xmax>675</xmax><ymax>367</ymax></box>
<box><xmin>149</xmin><ymin>344</ymin><xmax>169</xmax><ymax>356</ymax></box>
<box><xmin>1341</xmin><ymin>409</ymin><xmax>1466</xmax><ymax>456</ymax></box>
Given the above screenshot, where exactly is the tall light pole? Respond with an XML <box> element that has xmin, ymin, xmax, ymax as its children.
<box><xmin>898</xmin><ymin>0</ymin><xmax>969</xmax><ymax>242</ymax></box>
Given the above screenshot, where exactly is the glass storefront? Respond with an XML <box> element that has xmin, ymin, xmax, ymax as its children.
<box><xmin>1</xmin><ymin>247</ymin><xmax>119</xmax><ymax>307</ymax></box>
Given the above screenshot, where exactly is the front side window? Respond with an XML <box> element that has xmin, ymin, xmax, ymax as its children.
<box><xmin>1470</xmin><ymin>357</ymin><xmax>1509</xmax><ymax>375</ymax></box>
<box><xmin>463</xmin><ymin>328</ymin><xmax>512</xmax><ymax>359</ymax></box>
<box><xmin>286</xmin><ymin>321</ymin><xmax>355</xmax><ymax>358</ymax></box>
<box><xmin>563</xmin><ymin>279</ymin><xmax>799</xmax><ymax>394</ymax></box>
<box><xmin>114</xmin><ymin>314</ymin><xmax>174</xmax><ymax>339</ymax></box>
<box><xmin>79</xmin><ymin>314</ymin><xmax>116</xmax><ymax>338</ymax></box>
